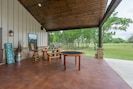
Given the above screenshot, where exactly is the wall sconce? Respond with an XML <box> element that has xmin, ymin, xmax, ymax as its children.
<box><xmin>9</xmin><ymin>30</ymin><xmax>14</xmax><ymax>37</ymax></box>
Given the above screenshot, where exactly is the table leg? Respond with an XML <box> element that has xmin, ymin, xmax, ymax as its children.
<box><xmin>60</xmin><ymin>54</ymin><xmax>61</xmax><ymax>59</ymax></box>
<box><xmin>79</xmin><ymin>56</ymin><xmax>80</xmax><ymax>71</ymax></box>
<box><xmin>42</xmin><ymin>51</ymin><xmax>45</xmax><ymax>60</ymax></box>
<box><xmin>48</xmin><ymin>56</ymin><xmax>51</xmax><ymax>63</ymax></box>
<box><xmin>75</xmin><ymin>56</ymin><xmax>77</xmax><ymax>66</ymax></box>
<box><xmin>64</xmin><ymin>55</ymin><xmax>66</xmax><ymax>70</ymax></box>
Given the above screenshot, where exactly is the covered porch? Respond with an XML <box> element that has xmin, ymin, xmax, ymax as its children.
<box><xmin>0</xmin><ymin>0</ymin><xmax>131</xmax><ymax>89</ymax></box>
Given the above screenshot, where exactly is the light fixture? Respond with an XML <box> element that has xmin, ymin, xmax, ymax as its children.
<box><xmin>9</xmin><ymin>30</ymin><xmax>14</xmax><ymax>37</ymax></box>
<box><xmin>40</xmin><ymin>25</ymin><xmax>46</xmax><ymax>31</ymax></box>
<box><xmin>38</xmin><ymin>3</ymin><xmax>42</xmax><ymax>7</ymax></box>
<box><xmin>41</xmin><ymin>26</ymin><xmax>44</xmax><ymax>30</ymax></box>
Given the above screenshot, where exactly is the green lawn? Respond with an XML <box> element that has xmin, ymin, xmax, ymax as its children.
<box><xmin>104</xmin><ymin>43</ymin><xmax>133</xmax><ymax>60</ymax></box>
<box><xmin>83</xmin><ymin>43</ymin><xmax>133</xmax><ymax>60</ymax></box>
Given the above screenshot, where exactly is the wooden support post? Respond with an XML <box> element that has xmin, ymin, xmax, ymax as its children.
<box><xmin>95</xmin><ymin>27</ymin><xmax>103</xmax><ymax>59</ymax></box>
<box><xmin>98</xmin><ymin>26</ymin><xmax>102</xmax><ymax>48</ymax></box>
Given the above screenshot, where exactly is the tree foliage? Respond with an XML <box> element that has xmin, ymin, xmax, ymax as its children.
<box><xmin>128</xmin><ymin>35</ymin><xmax>133</xmax><ymax>43</ymax></box>
<box><xmin>103</xmin><ymin>12</ymin><xmax>133</xmax><ymax>31</ymax></box>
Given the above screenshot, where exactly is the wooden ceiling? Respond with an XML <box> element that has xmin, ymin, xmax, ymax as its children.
<box><xmin>18</xmin><ymin>0</ymin><xmax>108</xmax><ymax>31</ymax></box>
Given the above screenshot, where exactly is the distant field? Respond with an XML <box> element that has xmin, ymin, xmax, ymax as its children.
<box><xmin>84</xmin><ymin>43</ymin><xmax>133</xmax><ymax>61</ymax></box>
<box><xmin>63</xmin><ymin>43</ymin><xmax>133</xmax><ymax>61</ymax></box>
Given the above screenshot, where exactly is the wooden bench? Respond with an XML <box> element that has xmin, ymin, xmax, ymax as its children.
<box><xmin>47</xmin><ymin>49</ymin><xmax>61</xmax><ymax>63</ymax></box>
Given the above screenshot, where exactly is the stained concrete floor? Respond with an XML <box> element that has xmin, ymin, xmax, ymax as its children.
<box><xmin>0</xmin><ymin>57</ymin><xmax>131</xmax><ymax>89</ymax></box>
<box><xmin>106</xmin><ymin>58</ymin><xmax>133</xmax><ymax>88</ymax></box>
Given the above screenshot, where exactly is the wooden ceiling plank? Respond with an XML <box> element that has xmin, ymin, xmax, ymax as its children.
<box><xmin>18</xmin><ymin>0</ymin><xmax>108</xmax><ymax>31</ymax></box>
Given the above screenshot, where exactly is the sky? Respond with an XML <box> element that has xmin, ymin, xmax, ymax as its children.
<box><xmin>110</xmin><ymin>0</ymin><xmax>133</xmax><ymax>40</ymax></box>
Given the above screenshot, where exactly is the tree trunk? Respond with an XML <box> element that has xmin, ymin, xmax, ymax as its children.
<box><xmin>77</xmin><ymin>42</ymin><xmax>79</xmax><ymax>48</ymax></box>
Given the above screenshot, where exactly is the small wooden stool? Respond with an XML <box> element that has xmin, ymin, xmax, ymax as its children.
<box><xmin>32</xmin><ymin>50</ymin><xmax>40</xmax><ymax>62</ymax></box>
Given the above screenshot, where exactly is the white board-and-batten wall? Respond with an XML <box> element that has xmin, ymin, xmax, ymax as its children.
<box><xmin>0</xmin><ymin>0</ymin><xmax>48</xmax><ymax>61</ymax></box>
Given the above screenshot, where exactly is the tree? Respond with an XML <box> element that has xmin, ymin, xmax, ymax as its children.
<box><xmin>102</xmin><ymin>12</ymin><xmax>133</xmax><ymax>43</ymax></box>
<box><xmin>128</xmin><ymin>35</ymin><xmax>133</xmax><ymax>43</ymax></box>
<box><xmin>103</xmin><ymin>33</ymin><xmax>113</xmax><ymax>43</ymax></box>
<box><xmin>112</xmin><ymin>38</ymin><xmax>125</xmax><ymax>43</ymax></box>
<box><xmin>103</xmin><ymin>12</ymin><xmax>133</xmax><ymax>31</ymax></box>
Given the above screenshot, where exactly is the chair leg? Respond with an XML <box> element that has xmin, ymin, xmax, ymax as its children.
<box><xmin>58</xmin><ymin>57</ymin><xmax>60</xmax><ymax>62</ymax></box>
<box><xmin>48</xmin><ymin>57</ymin><xmax>51</xmax><ymax>63</ymax></box>
<box><xmin>60</xmin><ymin>54</ymin><xmax>61</xmax><ymax>59</ymax></box>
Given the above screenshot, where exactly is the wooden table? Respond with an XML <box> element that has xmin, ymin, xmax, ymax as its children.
<box><xmin>61</xmin><ymin>51</ymin><xmax>83</xmax><ymax>71</ymax></box>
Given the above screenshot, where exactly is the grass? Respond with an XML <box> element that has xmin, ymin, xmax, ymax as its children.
<box><xmin>103</xmin><ymin>43</ymin><xmax>133</xmax><ymax>60</ymax></box>
<box><xmin>84</xmin><ymin>43</ymin><xmax>133</xmax><ymax>61</ymax></box>
<box><xmin>63</xmin><ymin>43</ymin><xmax>133</xmax><ymax>61</ymax></box>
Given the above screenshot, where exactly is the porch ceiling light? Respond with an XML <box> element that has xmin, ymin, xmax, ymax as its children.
<box><xmin>38</xmin><ymin>3</ymin><xmax>42</xmax><ymax>7</ymax></box>
<box><xmin>9</xmin><ymin>30</ymin><xmax>14</xmax><ymax>37</ymax></box>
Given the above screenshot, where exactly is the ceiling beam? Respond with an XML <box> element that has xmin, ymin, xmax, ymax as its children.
<box><xmin>99</xmin><ymin>0</ymin><xmax>122</xmax><ymax>27</ymax></box>
<box><xmin>46</xmin><ymin>25</ymin><xmax>98</xmax><ymax>32</ymax></box>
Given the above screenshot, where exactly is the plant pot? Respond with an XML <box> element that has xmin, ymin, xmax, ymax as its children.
<box><xmin>16</xmin><ymin>52</ymin><xmax>21</xmax><ymax>63</ymax></box>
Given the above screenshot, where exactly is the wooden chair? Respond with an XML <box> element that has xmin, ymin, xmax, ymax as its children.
<box><xmin>47</xmin><ymin>48</ymin><xmax>61</xmax><ymax>63</ymax></box>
